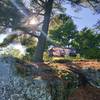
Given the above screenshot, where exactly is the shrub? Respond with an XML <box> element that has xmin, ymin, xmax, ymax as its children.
<box><xmin>43</xmin><ymin>52</ymin><xmax>52</xmax><ymax>62</ymax></box>
<box><xmin>81</xmin><ymin>48</ymin><xmax>100</xmax><ymax>59</ymax></box>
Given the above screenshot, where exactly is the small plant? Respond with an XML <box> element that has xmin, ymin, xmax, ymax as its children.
<box><xmin>23</xmin><ymin>53</ymin><xmax>33</xmax><ymax>61</ymax></box>
<box><xmin>43</xmin><ymin>52</ymin><xmax>53</xmax><ymax>62</ymax></box>
<box><xmin>54</xmin><ymin>68</ymin><xmax>79</xmax><ymax>98</ymax></box>
<box><xmin>64</xmin><ymin>55</ymin><xmax>70</xmax><ymax>59</ymax></box>
<box><xmin>64</xmin><ymin>72</ymin><xmax>78</xmax><ymax>98</ymax></box>
<box><xmin>76</xmin><ymin>53</ymin><xmax>81</xmax><ymax>60</ymax></box>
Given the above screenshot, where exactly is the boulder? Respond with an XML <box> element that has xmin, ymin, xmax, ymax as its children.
<box><xmin>0</xmin><ymin>57</ymin><xmax>67</xmax><ymax>100</ymax></box>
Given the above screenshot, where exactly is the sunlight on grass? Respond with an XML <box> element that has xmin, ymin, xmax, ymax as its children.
<box><xmin>43</xmin><ymin>52</ymin><xmax>86</xmax><ymax>62</ymax></box>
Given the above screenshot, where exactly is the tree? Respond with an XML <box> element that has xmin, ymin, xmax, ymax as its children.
<box><xmin>95</xmin><ymin>20</ymin><xmax>100</xmax><ymax>32</ymax></box>
<box><xmin>0</xmin><ymin>33</ymin><xmax>37</xmax><ymax>59</ymax></box>
<box><xmin>0</xmin><ymin>46</ymin><xmax>23</xmax><ymax>58</ymax></box>
<box><xmin>49</xmin><ymin>14</ymin><xmax>78</xmax><ymax>47</ymax></box>
<box><xmin>72</xmin><ymin>27</ymin><xmax>100</xmax><ymax>59</ymax></box>
<box><xmin>0</xmin><ymin>0</ymin><xmax>100</xmax><ymax>62</ymax></box>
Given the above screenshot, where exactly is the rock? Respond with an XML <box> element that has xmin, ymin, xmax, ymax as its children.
<box><xmin>0</xmin><ymin>57</ymin><xmax>67</xmax><ymax>100</ymax></box>
<box><xmin>81</xmin><ymin>67</ymin><xmax>100</xmax><ymax>88</ymax></box>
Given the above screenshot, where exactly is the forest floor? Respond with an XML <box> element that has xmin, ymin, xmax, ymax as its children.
<box><xmin>39</xmin><ymin>60</ymin><xmax>100</xmax><ymax>100</ymax></box>
<box><xmin>50</xmin><ymin>60</ymin><xmax>100</xmax><ymax>100</ymax></box>
<box><xmin>17</xmin><ymin>59</ymin><xmax>100</xmax><ymax>100</ymax></box>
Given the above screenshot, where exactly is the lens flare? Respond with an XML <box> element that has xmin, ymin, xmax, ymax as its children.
<box><xmin>29</xmin><ymin>17</ymin><xmax>38</xmax><ymax>25</ymax></box>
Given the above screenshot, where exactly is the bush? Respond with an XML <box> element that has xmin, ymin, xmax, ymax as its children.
<box><xmin>43</xmin><ymin>52</ymin><xmax>52</xmax><ymax>62</ymax></box>
<box><xmin>81</xmin><ymin>48</ymin><xmax>100</xmax><ymax>59</ymax></box>
<box><xmin>23</xmin><ymin>47</ymin><xmax>36</xmax><ymax>61</ymax></box>
<box><xmin>76</xmin><ymin>53</ymin><xmax>81</xmax><ymax>60</ymax></box>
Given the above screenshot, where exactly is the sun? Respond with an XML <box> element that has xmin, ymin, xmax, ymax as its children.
<box><xmin>29</xmin><ymin>16</ymin><xmax>39</xmax><ymax>25</ymax></box>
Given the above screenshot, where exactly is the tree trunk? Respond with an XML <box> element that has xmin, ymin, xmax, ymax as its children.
<box><xmin>33</xmin><ymin>0</ymin><xmax>54</xmax><ymax>62</ymax></box>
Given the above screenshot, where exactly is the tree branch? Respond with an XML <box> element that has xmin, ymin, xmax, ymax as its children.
<box><xmin>87</xmin><ymin>0</ymin><xmax>97</xmax><ymax>11</ymax></box>
<box><xmin>15</xmin><ymin>26</ymin><xmax>39</xmax><ymax>38</ymax></box>
<box><xmin>39</xmin><ymin>0</ymin><xmax>45</xmax><ymax>4</ymax></box>
<box><xmin>34</xmin><ymin>0</ymin><xmax>45</xmax><ymax>8</ymax></box>
<box><xmin>32</xmin><ymin>12</ymin><xmax>44</xmax><ymax>16</ymax></box>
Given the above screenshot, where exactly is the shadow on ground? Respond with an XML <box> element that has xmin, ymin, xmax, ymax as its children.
<box><xmin>15</xmin><ymin>57</ymin><xmax>100</xmax><ymax>100</ymax></box>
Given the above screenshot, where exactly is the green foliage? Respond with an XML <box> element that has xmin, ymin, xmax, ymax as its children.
<box><xmin>0</xmin><ymin>0</ymin><xmax>100</xmax><ymax>62</ymax></box>
<box><xmin>64</xmin><ymin>73</ymin><xmax>78</xmax><ymax>97</ymax></box>
<box><xmin>19</xmin><ymin>34</ymin><xmax>37</xmax><ymax>47</ymax></box>
<box><xmin>72</xmin><ymin>28</ymin><xmax>100</xmax><ymax>59</ymax></box>
<box><xmin>53</xmin><ymin>67</ymin><xmax>78</xmax><ymax>97</ymax></box>
<box><xmin>0</xmin><ymin>34</ymin><xmax>37</xmax><ymax>61</ymax></box>
<box><xmin>0</xmin><ymin>0</ymin><xmax>21</xmax><ymax>29</ymax></box>
<box><xmin>0</xmin><ymin>34</ymin><xmax>18</xmax><ymax>47</ymax></box>
<box><xmin>19</xmin><ymin>35</ymin><xmax>37</xmax><ymax>61</ymax></box>
<box><xmin>75</xmin><ymin>53</ymin><xmax>81</xmax><ymax>60</ymax></box>
<box><xmin>23</xmin><ymin>53</ymin><xmax>33</xmax><ymax>61</ymax></box>
<box><xmin>43</xmin><ymin>52</ymin><xmax>53</xmax><ymax>62</ymax></box>
<box><xmin>81</xmin><ymin>48</ymin><xmax>100</xmax><ymax>59</ymax></box>
<box><xmin>23</xmin><ymin>46</ymin><xmax>36</xmax><ymax>61</ymax></box>
<box><xmin>26</xmin><ymin>47</ymin><xmax>35</xmax><ymax>55</ymax></box>
<box><xmin>49</xmin><ymin>14</ymin><xmax>78</xmax><ymax>46</ymax></box>
<box><xmin>0</xmin><ymin>46</ymin><xmax>23</xmax><ymax>58</ymax></box>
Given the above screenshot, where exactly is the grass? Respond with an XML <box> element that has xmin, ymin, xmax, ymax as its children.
<box><xmin>43</xmin><ymin>52</ymin><xmax>87</xmax><ymax>62</ymax></box>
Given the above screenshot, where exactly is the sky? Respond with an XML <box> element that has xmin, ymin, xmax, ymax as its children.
<box><xmin>0</xmin><ymin>34</ymin><xmax>8</xmax><ymax>43</ymax></box>
<box><xmin>65</xmin><ymin>4</ymin><xmax>100</xmax><ymax>30</ymax></box>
